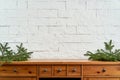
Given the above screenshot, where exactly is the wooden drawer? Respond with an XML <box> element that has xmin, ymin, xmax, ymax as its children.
<box><xmin>83</xmin><ymin>65</ymin><xmax>120</xmax><ymax>76</ymax></box>
<box><xmin>0</xmin><ymin>65</ymin><xmax>37</xmax><ymax>76</ymax></box>
<box><xmin>39</xmin><ymin>66</ymin><xmax>52</xmax><ymax>76</ymax></box>
<box><xmin>67</xmin><ymin>65</ymin><xmax>81</xmax><ymax>76</ymax></box>
<box><xmin>83</xmin><ymin>78</ymin><xmax>119</xmax><ymax>80</ymax></box>
<box><xmin>0</xmin><ymin>78</ymin><xmax>36</xmax><ymax>80</ymax></box>
<box><xmin>53</xmin><ymin>65</ymin><xmax>67</xmax><ymax>76</ymax></box>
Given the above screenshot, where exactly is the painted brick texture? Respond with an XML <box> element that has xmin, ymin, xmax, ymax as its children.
<box><xmin>0</xmin><ymin>0</ymin><xmax>120</xmax><ymax>59</ymax></box>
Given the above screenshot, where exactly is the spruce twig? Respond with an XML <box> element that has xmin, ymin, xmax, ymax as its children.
<box><xmin>84</xmin><ymin>40</ymin><xmax>120</xmax><ymax>61</ymax></box>
<box><xmin>0</xmin><ymin>43</ymin><xmax>33</xmax><ymax>66</ymax></box>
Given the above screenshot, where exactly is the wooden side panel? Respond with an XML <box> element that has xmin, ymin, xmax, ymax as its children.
<box><xmin>0</xmin><ymin>78</ymin><xmax>36</xmax><ymax>80</ymax></box>
<box><xmin>83</xmin><ymin>78</ymin><xmax>119</xmax><ymax>80</ymax></box>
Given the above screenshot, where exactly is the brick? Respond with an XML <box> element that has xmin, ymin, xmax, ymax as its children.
<box><xmin>0</xmin><ymin>0</ymin><xmax>17</xmax><ymax>9</ymax></box>
<box><xmin>18</xmin><ymin>26</ymin><xmax>29</xmax><ymax>34</ymax></box>
<box><xmin>57</xmin><ymin>10</ymin><xmax>97</xmax><ymax>25</ymax></box>
<box><xmin>0</xmin><ymin>34</ymin><xmax>27</xmax><ymax>43</ymax></box>
<box><xmin>28</xmin><ymin>18</ymin><xmax>57</xmax><ymax>25</ymax></box>
<box><xmin>26</xmin><ymin>25</ymin><xmax>39</xmax><ymax>34</ymax></box>
<box><xmin>0</xmin><ymin>17</ymin><xmax>28</xmax><ymax>25</ymax></box>
<box><xmin>48</xmin><ymin>0</ymin><xmax>66</xmax><ymax>2</ymax></box>
<box><xmin>30</xmin><ymin>52</ymin><xmax>60</xmax><ymax>59</ymax></box>
<box><xmin>48</xmin><ymin>26</ymin><xmax>65</xmax><ymax>34</ymax></box>
<box><xmin>59</xmin><ymin>42</ymin><xmax>104</xmax><ymax>53</ymax></box>
<box><xmin>9</xmin><ymin>26</ymin><xmax>20</xmax><ymax>35</ymax></box>
<box><xmin>27</xmin><ymin>42</ymin><xmax>59</xmax><ymax>51</ymax></box>
<box><xmin>9</xmin><ymin>34</ymin><xmax>28</xmax><ymax>43</ymax></box>
<box><xmin>0</xmin><ymin>27</ymin><xmax>9</xmax><ymax>34</ymax></box>
<box><xmin>96</xmin><ymin>10</ymin><xmax>120</xmax><ymax>25</ymax></box>
<box><xmin>58</xmin><ymin>10</ymin><xmax>73</xmax><ymax>18</ymax></box>
<box><xmin>27</xmin><ymin>34</ymin><xmax>42</xmax><ymax>43</ymax></box>
<box><xmin>28</xmin><ymin>10</ymin><xmax>57</xmax><ymax>18</ymax></box>
<box><xmin>96</xmin><ymin>10</ymin><xmax>120</xmax><ymax>19</ymax></box>
<box><xmin>77</xmin><ymin>26</ymin><xmax>108</xmax><ymax>35</ymax></box>
<box><xmin>0</xmin><ymin>10</ymin><xmax>28</xmax><ymax>18</ymax></box>
<box><xmin>57</xmin><ymin>34</ymin><xmax>96</xmax><ymax>43</ymax></box>
<box><xmin>65</xmin><ymin>25</ymin><xmax>77</xmax><ymax>34</ymax></box>
<box><xmin>0</xmin><ymin>37</ymin><xmax>11</xmax><ymax>42</ymax></box>
<box><xmin>28</xmin><ymin>0</ymin><xmax>66</xmax><ymax>2</ymax></box>
<box><xmin>17</xmin><ymin>0</ymin><xmax>28</xmax><ymax>9</ymax></box>
<box><xmin>66</xmin><ymin>0</ymin><xmax>86</xmax><ymax>10</ymax></box>
<box><xmin>38</xmin><ymin>10</ymin><xmax>58</xmax><ymax>18</ymax></box>
<box><xmin>108</xmin><ymin>0</ymin><xmax>120</xmax><ymax>9</ymax></box>
<box><xmin>86</xmin><ymin>0</ymin><xmax>120</xmax><ymax>10</ymax></box>
<box><xmin>38</xmin><ymin>26</ymin><xmax>49</xmax><ymax>34</ymax></box>
<box><xmin>61</xmin><ymin>34</ymin><xmax>110</xmax><ymax>43</ymax></box>
<box><xmin>28</xmin><ymin>0</ymin><xmax>65</xmax><ymax>10</ymax></box>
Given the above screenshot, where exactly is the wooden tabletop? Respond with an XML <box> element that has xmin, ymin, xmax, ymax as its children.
<box><xmin>2</xmin><ymin>59</ymin><xmax>120</xmax><ymax>65</ymax></box>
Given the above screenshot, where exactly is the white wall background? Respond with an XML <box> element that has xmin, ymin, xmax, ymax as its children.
<box><xmin>0</xmin><ymin>0</ymin><xmax>120</xmax><ymax>59</ymax></box>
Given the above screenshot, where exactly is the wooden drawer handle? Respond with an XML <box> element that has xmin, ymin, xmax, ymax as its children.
<box><xmin>13</xmin><ymin>68</ymin><xmax>17</xmax><ymax>72</ymax></box>
<box><xmin>72</xmin><ymin>68</ymin><xmax>77</xmax><ymax>72</ymax></box>
<box><xmin>43</xmin><ymin>68</ymin><xmax>48</xmax><ymax>72</ymax></box>
<box><xmin>28</xmin><ymin>71</ymin><xmax>32</xmax><ymax>74</ymax></box>
<box><xmin>97</xmin><ymin>71</ymin><xmax>100</xmax><ymax>74</ymax></box>
<box><xmin>57</xmin><ymin>68</ymin><xmax>62</xmax><ymax>72</ymax></box>
<box><xmin>102</xmin><ymin>68</ymin><xmax>106</xmax><ymax>72</ymax></box>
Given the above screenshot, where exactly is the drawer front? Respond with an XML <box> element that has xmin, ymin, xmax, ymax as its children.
<box><xmin>67</xmin><ymin>65</ymin><xmax>81</xmax><ymax>76</ymax></box>
<box><xmin>39</xmin><ymin>66</ymin><xmax>52</xmax><ymax>76</ymax></box>
<box><xmin>53</xmin><ymin>66</ymin><xmax>67</xmax><ymax>76</ymax></box>
<box><xmin>83</xmin><ymin>65</ymin><xmax>120</xmax><ymax>76</ymax></box>
<box><xmin>0</xmin><ymin>78</ymin><xmax>36</xmax><ymax>80</ymax></box>
<box><xmin>84</xmin><ymin>78</ymin><xmax>119</xmax><ymax>80</ymax></box>
<box><xmin>0</xmin><ymin>66</ymin><xmax>37</xmax><ymax>76</ymax></box>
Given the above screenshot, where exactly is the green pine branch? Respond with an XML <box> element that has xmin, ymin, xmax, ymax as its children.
<box><xmin>84</xmin><ymin>40</ymin><xmax>120</xmax><ymax>61</ymax></box>
<box><xmin>0</xmin><ymin>43</ymin><xmax>33</xmax><ymax>65</ymax></box>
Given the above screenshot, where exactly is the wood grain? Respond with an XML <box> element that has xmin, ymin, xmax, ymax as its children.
<box><xmin>1</xmin><ymin>59</ymin><xmax>120</xmax><ymax>80</ymax></box>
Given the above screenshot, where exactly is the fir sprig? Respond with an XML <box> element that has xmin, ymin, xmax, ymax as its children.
<box><xmin>0</xmin><ymin>43</ymin><xmax>14</xmax><ymax>62</ymax></box>
<box><xmin>13</xmin><ymin>43</ymin><xmax>33</xmax><ymax>61</ymax></box>
<box><xmin>84</xmin><ymin>40</ymin><xmax>120</xmax><ymax>61</ymax></box>
<box><xmin>0</xmin><ymin>43</ymin><xmax>33</xmax><ymax>65</ymax></box>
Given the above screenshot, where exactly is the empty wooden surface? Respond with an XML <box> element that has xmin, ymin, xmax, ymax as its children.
<box><xmin>2</xmin><ymin>59</ymin><xmax>120</xmax><ymax>65</ymax></box>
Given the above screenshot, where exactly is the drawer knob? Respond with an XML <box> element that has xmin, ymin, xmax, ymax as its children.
<box><xmin>28</xmin><ymin>71</ymin><xmax>32</xmax><ymax>74</ymax></box>
<box><xmin>102</xmin><ymin>68</ymin><xmax>106</xmax><ymax>72</ymax></box>
<box><xmin>97</xmin><ymin>71</ymin><xmax>100</xmax><ymax>74</ymax></box>
<box><xmin>57</xmin><ymin>68</ymin><xmax>62</xmax><ymax>72</ymax></box>
<box><xmin>13</xmin><ymin>68</ymin><xmax>17</xmax><ymax>72</ymax></box>
<box><xmin>43</xmin><ymin>68</ymin><xmax>48</xmax><ymax>72</ymax></box>
<box><xmin>72</xmin><ymin>68</ymin><xmax>77</xmax><ymax>72</ymax></box>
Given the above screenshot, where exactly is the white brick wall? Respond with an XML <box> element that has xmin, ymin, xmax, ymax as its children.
<box><xmin>0</xmin><ymin>0</ymin><xmax>120</xmax><ymax>59</ymax></box>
